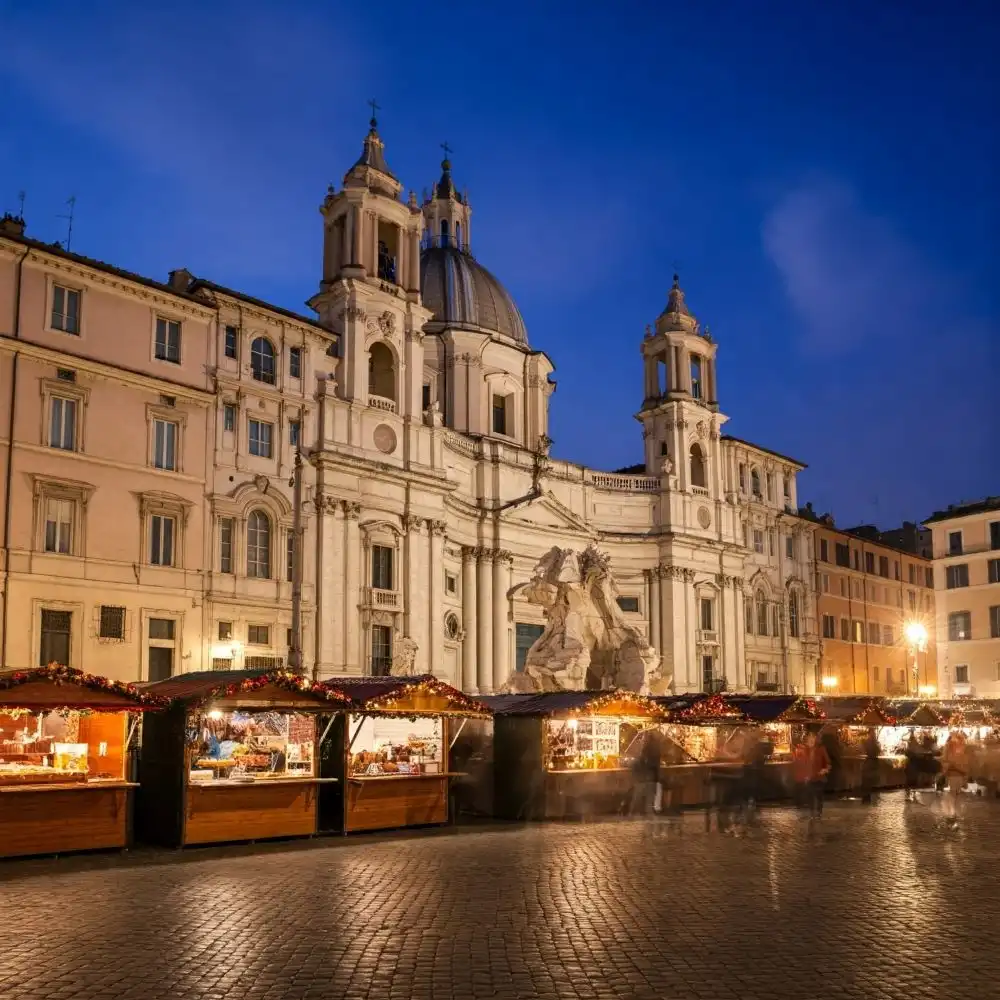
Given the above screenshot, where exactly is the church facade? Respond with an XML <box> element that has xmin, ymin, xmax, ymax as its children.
<box><xmin>0</xmin><ymin>118</ymin><xmax>820</xmax><ymax>694</ymax></box>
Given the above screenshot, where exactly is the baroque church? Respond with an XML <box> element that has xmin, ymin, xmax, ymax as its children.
<box><xmin>301</xmin><ymin>116</ymin><xmax>819</xmax><ymax>694</ymax></box>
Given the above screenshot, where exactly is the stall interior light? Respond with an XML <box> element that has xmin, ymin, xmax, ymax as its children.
<box><xmin>821</xmin><ymin>676</ymin><xmax>838</xmax><ymax>689</ymax></box>
<box><xmin>207</xmin><ymin>709</ymin><xmax>224</xmax><ymax>720</ymax></box>
<box><xmin>918</xmin><ymin>685</ymin><xmax>936</xmax><ymax>697</ymax></box>
<box><xmin>567</xmin><ymin>718</ymin><xmax>578</xmax><ymax>730</ymax></box>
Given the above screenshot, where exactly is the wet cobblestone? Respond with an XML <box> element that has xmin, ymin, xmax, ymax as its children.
<box><xmin>1</xmin><ymin>793</ymin><xmax>997</xmax><ymax>999</ymax></box>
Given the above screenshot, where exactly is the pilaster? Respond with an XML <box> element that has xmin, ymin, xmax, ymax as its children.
<box><xmin>462</xmin><ymin>546</ymin><xmax>478</xmax><ymax>693</ymax></box>
<box><xmin>476</xmin><ymin>548</ymin><xmax>493</xmax><ymax>693</ymax></box>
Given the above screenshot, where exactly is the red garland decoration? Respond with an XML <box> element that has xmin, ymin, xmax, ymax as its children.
<box><xmin>186</xmin><ymin>671</ymin><xmax>353</xmax><ymax>708</ymax></box>
<box><xmin>798</xmin><ymin>698</ymin><xmax>827</xmax><ymax>720</ymax></box>
<box><xmin>0</xmin><ymin>663</ymin><xmax>166</xmax><ymax>709</ymax></box>
<box><xmin>354</xmin><ymin>677</ymin><xmax>491</xmax><ymax>717</ymax></box>
<box><xmin>677</xmin><ymin>693</ymin><xmax>744</xmax><ymax>722</ymax></box>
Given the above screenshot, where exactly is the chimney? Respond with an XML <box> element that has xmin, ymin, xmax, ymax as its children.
<box><xmin>0</xmin><ymin>213</ymin><xmax>26</xmax><ymax>238</ymax></box>
<box><xmin>167</xmin><ymin>268</ymin><xmax>194</xmax><ymax>292</ymax></box>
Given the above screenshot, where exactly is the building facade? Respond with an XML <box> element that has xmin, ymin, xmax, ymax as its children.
<box><xmin>0</xmin><ymin>119</ymin><xmax>820</xmax><ymax>694</ymax></box>
<box><xmin>926</xmin><ymin>498</ymin><xmax>1000</xmax><ymax>697</ymax></box>
<box><xmin>806</xmin><ymin>516</ymin><xmax>937</xmax><ymax>696</ymax></box>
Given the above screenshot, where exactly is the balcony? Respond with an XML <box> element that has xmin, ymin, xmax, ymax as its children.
<box><xmin>755</xmin><ymin>681</ymin><xmax>780</xmax><ymax>693</ymax></box>
<box><xmin>367</xmin><ymin>587</ymin><xmax>400</xmax><ymax>610</ymax></box>
<box><xmin>691</xmin><ymin>485</ymin><xmax>710</xmax><ymax>497</ymax></box>
<box><xmin>697</xmin><ymin>629</ymin><xmax>719</xmax><ymax>645</ymax></box>
<box><xmin>368</xmin><ymin>394</ymin><xmax>396</xmax><ymax>414</ymax></box>
<box><xmin>591</xmin><ymin>473</ymin><xmax>659</xmax><ymax>492</ymax></box>
<box><xmin>703</xmin><ymin>677</ymin><xmax>727</xmax><ymax>694</ymax></box>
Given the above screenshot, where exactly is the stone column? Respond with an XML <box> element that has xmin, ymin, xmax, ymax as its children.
<box><xmin>646</xmin><ymin>568</ymin><xmax>661</xmax><ymax>656</ymax></box>
<box><xmin>476</xmin><ymin>548</ymin><xmax>493</xmax><ymax>693</ymax></box>
<box><xmin>428</xmin><ymin>520</ymin><xmax>447</xmax><ymax>674</ymax></box>
<box><xmin>343</xmin><ymin>501</ymin><xmax>361</xmax><ymax>671</ymax></box>
<box><xmin>350</xmin><ymin>206</ymin><xmax>362</xmax><ymax>267</ymax></box>
<box><xmin>340</xmin><ymin>214</ymin><xmax>350</xmax><ymax>269</ymax></box>
<box><xmin>317</xmin><ymin>498</ymin><xmax>345</xmax><ymax>674</ymax></box>
<box><xmin>492</xmin><ymin>550</ymin><xmax>511</xmax><ymax>691</ymax></box>
<box><xmin>371</xmin><ymin>212</ymin><xmax>379</xmax><ymax>276</ymax></box>
<box><xmin>403</xmin><ymin>516</ymin><xmax>427</xmax><ymax>671</ymax></box>
<box><xmin>462</xmin><ymin>547</ymin><xmax>478</xmax><ymax>693</ymax></box>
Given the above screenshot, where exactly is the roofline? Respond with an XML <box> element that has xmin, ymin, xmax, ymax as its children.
<box><xmin>186</xmin><ymin>278</ymin><xmax>333</xmax><ymax>335</ymax></box>
<box><xmin>810</xmin><ymin>520</ymin><xmax>934</xmax><ymax>562</ymax></box>
<box><xmin>923</xmin><ymin>496</ymin><xmax>1000</xmax><ymax>524</ymax></box>
<box><xmin>720</xmin><ymin>434</ymin><xmax>807</xmax><ymax>469</ymax></box>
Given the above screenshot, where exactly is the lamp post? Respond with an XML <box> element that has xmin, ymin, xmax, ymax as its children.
<box><xmin>288</xmin><ymin>448</ymin><xmax>306</xmax><ymax>675</ymax></box>
<box><xmin>903</xmin><ymin>620</ymin><xmax>928</xmax><ymax>696</ymax></box>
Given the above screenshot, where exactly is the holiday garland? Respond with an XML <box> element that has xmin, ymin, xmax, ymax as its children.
<box><xmin>335</xmin><ymin>676</ymin><xmax>491</xmax><ymax>718</ymax></box>
<box><xmin>174</xmin><ymin>671</ymin><xmax>353</xmax><ymax>708</ymax></box>
<box><xmin>675</xmin><ymin>693</ymin><xmax>745</xmax><ymax>723</ymax></box>
<box><xmin>564</xmin><ymin>689</ymin><xmax>664</xmax><ymax>719</ymax></box>
<box><xmin>0</xmin><ymin>663</ymin><xmax>166</xmax><ymax>709</ymax></box>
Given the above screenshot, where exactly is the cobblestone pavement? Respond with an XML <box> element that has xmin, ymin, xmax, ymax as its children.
<box><xmin>1</xmin><ymin>793</ymin><xmax>998</xmax><ymax>1000</ymax></box>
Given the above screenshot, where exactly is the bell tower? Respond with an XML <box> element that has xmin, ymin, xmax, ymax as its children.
<box><xmin>636</xmin><ymin>277</ymin><xmax>726</xmax><ymax>495</ymax></box>
<box><xmin>308</xmin><ymin>108</ymin><xmax>430</xmax><ymax>427</ymax></box>
<box><xmin>421</xmin><ymin>146</ymin><xmax>472</xmax><ymax>251</ymax></box>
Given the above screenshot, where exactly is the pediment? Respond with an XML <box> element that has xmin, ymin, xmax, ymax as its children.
<box><xmin>501</xmin><ymin>491</ymin><xmax>594</xmax><ymax>535</ymax></box>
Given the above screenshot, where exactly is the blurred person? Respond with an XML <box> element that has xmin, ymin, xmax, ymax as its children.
<box><xmin>792</xmin><ymin>731</ymin><xmax>831</xmax><ymax>820</ymax></box>
<box><xmin>904</xmin><ymin>731</ymin><xmax>922</xmax><ymax>802</ymax></box>
<box><xmin>941</xmin><ymin>731</ymin><xmax>969</xmax><ymax>827</ymax></box>
<box><xmin>860</xmin><ymin>728</ymin><xmax>881</xmax><ymax>805</ymax></box>
<box><xmin>629</xmin><ymin>727</ymin><xmax>662</xmax><ymax>817</ymax></box>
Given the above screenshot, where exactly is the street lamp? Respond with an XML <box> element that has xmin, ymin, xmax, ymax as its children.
<box><xmin>821</xmin><ymin>675</ymin><xmax>838</xmax><ymax>690</ymax></box>
<box><xmin>903</xmin><ymin>620</ymin><xmax>928</xmax><ymax>695</ymax></box>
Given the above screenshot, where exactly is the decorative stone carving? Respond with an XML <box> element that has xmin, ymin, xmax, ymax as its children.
<box><xmin>716</xmin><ymin>573</ymin><xmax>734</xmax><ymax>588</ymax></box>
<box><xmin>321</xmin><ymin>496</ymin><xmax>342</xmax><ymax>515</ymax></box>
<box><xmin>403</xmin><ymin>515</ymin><xmax>424</xmax><ymax>533</ymax></box>
<box><xmin>253</xmin><ymin>475</ymin><xmax>269</xmax><ymax>494</ymax></box>
<box><xmin>696</xmin><ymin>420</ymin><xmax>708</xmax><ymax>440</ymax></box>
<box><xmin>444</xmin><ymin>613</ymin><xmax>463</xmax><ymax>642</ymax></box>
<box><xmin>342</xmin><ymin>500</ymin><xmax>361</xmax><ymax>519</ymax></box>
<box><xmin>390</xmin><ymin>635</ymin><xmax>419</xmax><ymax>676</ymax></box>
<box><xmin>428</xmin><ymin>520</ymin><xmax>448</xmax><ymax>537</ymax></box>
<box><xmin>659</xmin><ymin>455</ymin><xmax>674</xmax><ymax>477</ymax></box>
<box><xmin>697</xmin><ymin>506</ymin><xmax>711</xmax><ymax>528</ymax></box>
<box><xmin>373</xmin><ymin>423</ymin><xmax>397</xmax><ymax>454</ymax></box>
<box><xmin>423</xmin><ymin>400</ymin><xmax>444</xmax><ymax>428</ymax></box>
<box><xmin>500</xmin><ymin>545</ymin><xmax>666</xmax><ymax>695</ymax></box>
<box><xmin>366</xmin><ymin>310</ymin><xmax>396</xmax><ymax>339</ymax></box>
<box><xmin>343</xmin><ymin>305</ymin><xmax>367</xmax><ymax>323</ymax></box>
<box><xmin>493</xmin><ymin>549</ymin><xmax>514</xmax><ymax>565</ymax></box>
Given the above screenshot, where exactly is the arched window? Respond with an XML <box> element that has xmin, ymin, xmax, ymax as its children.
<box><xmin>455</xmin><ymin>222</ymin><xmax>462</xmax><ymax>250</ymax></box>
<box><xmin>440</xmin><ymin>219</ymin><xmax>450</xmax><ymax>248</ymax></box>
<box><xmin>250</xmin><ymin>337</ymin><xmax>276</xmax><ymax>385</ymax></box>
<box><xmin>247</xmin><ymin>510</ymin><xmax>271</xmax><ymax>579</ymax></box>
<box><xmin>368</xmin><ymin>342</ymin><xmax>396</xmax><ymax>403</ymax></box>
<box><xmin>750</xmin><ymin>467</ymin><xmax>761</xmax><ymax>498</ymax></box>
<box><xmin>756</xmin><ymin>592</ymin><xmax>769</xmax><ymax>636</ymax></box>
<box><xmin>788</xmin><ymin>591</ymin><xmax>800</xmax><ymax>638</ymax></box>
<box><xmin>689</xmin><ymin>443</ymin><xmax>707</xmax><ymax>488</ymax></box>
<box><xmin>744</xmin><ymin>595</ymin><xmax>754</xmax><ymax>634</ymax></box>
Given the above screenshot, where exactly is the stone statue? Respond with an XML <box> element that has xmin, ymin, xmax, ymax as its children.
<box><xmin>391</xmin><ymin>635</ymin><xmax>419</xmax><ymax>676</ymax></box>
<box><xmin>503</xmin><ymin>545</ymin><xmax>666</xmax><ymax>694</ymax></box>
<box><xmin>423</xmin><ymin>400</ymin><xmax>444</xmax><ymax>428</ymax></box>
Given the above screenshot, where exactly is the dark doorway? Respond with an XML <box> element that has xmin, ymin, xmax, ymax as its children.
<box><xmin>148</xmin><ymin>646</ymin><xmax>174</xmax><ymax>682</ymax></box>
<box><xmin>39</xmin><ymin>609</ymin><xmax>72</xmax><ymax>665</ymax></box>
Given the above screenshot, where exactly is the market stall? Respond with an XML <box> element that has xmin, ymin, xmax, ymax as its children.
<box><xmin>480</xmin><ymin>690</ymin><xmax>665</xmax><ymax>820</ymax></box>
<box><xmin>137</xmin><ymin>670</ymin><xmax>351</xmax><ymax>847</ymax></box>
<box><xmin>319</xmin><ymin>676</ymin><xmax>490</xmax><ymax>833</ymax></box>
<box><xmin>813</xmin><ymin>696</ymin><xmax>899</xmax><ymax>792</ymax></box>
<box><xmin>0</xmin><ymin>665</ymin><xmax>162</xmax><ymax>859</ymax></box>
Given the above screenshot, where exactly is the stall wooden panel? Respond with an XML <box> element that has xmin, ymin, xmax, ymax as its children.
<box><xmin>0</xmin><ymin>785</ymin><xmax>130</xmax><ymax>857</ymax></box>
<box><xmin>345</xmin><ymin>776</ymin><xmax>448</xmax><ymax>832</ymax></box>
<box><xmin>183</xmin><ymin>782</ymin><xmax>319</xmax><ymax>845</ymax></box>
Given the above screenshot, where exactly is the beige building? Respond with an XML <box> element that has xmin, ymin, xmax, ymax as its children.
<box><xmin>0</xmin><ymin>117</ymin><xmax>820</xmax><ymax>693</ymax></box>
<box><xmin>927</xmin><ymin>497</ymin><xmax>1000</xmax><ymax>697</ymax></box>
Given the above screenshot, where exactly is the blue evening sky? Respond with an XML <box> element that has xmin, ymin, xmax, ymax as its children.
<box><xmin>1</xmin><ymin>1</ymin><xmax>996</xmax><ymax>527</ymax></box>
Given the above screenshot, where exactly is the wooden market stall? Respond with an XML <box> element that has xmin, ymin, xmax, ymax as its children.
<box><xmin>319</xmin><ymin>675</ymin><xmax>491</xmax><ymax>834</ymax></box>
<box><xmin>813</xmin><ymin>696</ymin><xmax>899</xmax><ymax>791</ymax></box>
<box><xmin>0</xmin><ymin>665</ymin><xmax>162</xmax><ymax>859</ymax></box>
<box><xmin>137</xmin><ymin>670</ymin><xmax>351</xmax><ymax>847</ymax></box>
<box><xmin>480</xmin><ymin>689</ymin><xmax>665</xmax><ymax>820</ymax></box>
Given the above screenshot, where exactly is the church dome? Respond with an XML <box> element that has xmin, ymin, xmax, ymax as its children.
<box><xmin>420</xmin><ymin>245</ymin><xmax>529</xmax><ymax>346</ymax></box>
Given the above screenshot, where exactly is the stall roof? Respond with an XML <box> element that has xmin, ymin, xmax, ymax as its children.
<box><xmin>143</xmin><ymin>670</ymin><xmax>351</xmax><ymax>708</ymax></box>
<box><xmin>0</xmin><ymin>665</ymin><xmax>165</xmax><ymax>711</ymax></box>
<box><xmin>886</xmin><ymin>700</ymin><xmax>948</xmax><ymax>726</ymax></box>
<box><xmin>814</xmin><ymin>696</ymin><xmax>894</xmax><ymax>725</ymax></box>
<box><xmin>480</xmin><ymin>689</ymin><xmax>663</xmax><ymax>719</ymax></box>
<box><xmin>658</xmin><ymin>693</ymin><xmax>747</xmax><ymax>724</ymax></box>
<box><xmin>324</xmin><ymin>675</ymin><xmax>491</xmax><ymax>717</ymax></box>
<box><xmin>724</xmin><ymin>695</ymin><xmax>825</xmax><ymax>723</ymax></box>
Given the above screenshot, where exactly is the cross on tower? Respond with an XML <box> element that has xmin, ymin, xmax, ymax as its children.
<box><xmin>440</xmin><ymin>141</ymin><xmax>453</xmax><ymax>160</ymax></box>
<box><xmin>367</xmin><ymin>98</ymin><xmax>380</xmax><ymax>123</ymax></box>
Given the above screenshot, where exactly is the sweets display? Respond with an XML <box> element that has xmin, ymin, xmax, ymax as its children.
<box><xmin>349</xmin><ymin>717</ymin><xmax>443</xmax><ymax>777</ymax></box>
<box><xmin>0</xmin><ymin>710</ymin><xmax>101</xmax><ymax>787</ymax></box>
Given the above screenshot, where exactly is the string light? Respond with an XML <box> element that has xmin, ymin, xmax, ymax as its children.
<box><xmin>166</xmin><ymin>671</ymin><xmax>353</xmax><ymax>709</ymax></box>
<box><xmin>0</xmin><ymin>663</ymin><xmax>165</xmax><ymax>711</ymax></box>
<box><xmin>325</xmin><ymin>675</ymin><xmax>491</xmax><ymax>718</ymax></box>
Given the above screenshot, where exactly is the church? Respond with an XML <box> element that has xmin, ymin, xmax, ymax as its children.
<box><xmin>0</xmin><ymin>115</ymin><xmax>820</xmax><ymax>695</ymax></box>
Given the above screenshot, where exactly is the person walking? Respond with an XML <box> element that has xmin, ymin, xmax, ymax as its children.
<box><xmin>629</xmin><ymin>727</ymin><xmax>662</xmax><ymax>817</ymax></box>
<box><xmin>860</xmin><ymin>728</ymin><xmax>881</xmax><ymax>805</ymax></box>
<box><xmin>792</xmin><ymin>732</ymin><xmax>831</xmax><ymax>820</ymax></box>
<box><xmin>941</xmin><ymin>731</ymin><xmax>969</xmax><ymax>828</ymax></box>
<box><xmin>903</xmin><ymin>731</ymin><xmax>922</xmax><ymax>802</ymax></box>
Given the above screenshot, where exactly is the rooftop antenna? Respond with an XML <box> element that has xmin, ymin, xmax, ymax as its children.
<box><xmin>58</xmin><ymin>196</ymin><xmax>76</xmax><ymax>251</ymax></box>
<box><xmin>17</xmin><ymin>190</ymin><xmax>25</xmax><ymax>219</ymax></box>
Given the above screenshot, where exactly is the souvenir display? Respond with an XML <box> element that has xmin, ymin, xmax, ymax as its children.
<box><xmin>348</xmin><ymin>716</ymin><xmax>442</xmax><ymax>777</ymax></box>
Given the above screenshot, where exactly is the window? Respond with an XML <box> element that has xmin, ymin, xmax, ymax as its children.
<box><xmin>820</xmin><ymin>539</ymin><xmax>829</xmax><ymax>563</ymax></box>
<box><xmin>853</xmin><ymin>550</ymin><xmax>860</xmax><ymax>571</ymax></box>
<box><xmin>51</xmin><ymin>285</ymin><xmax>81</xmax><ymax>334</ymax></box>
<box><xmin>989</xmin><ymin>559</ymin><xmax>1000</xmax><ymax>585</ymax></box>
<box><xmin>744</xmin><ymin>596</ymin><xmax>754</xmax><ymax>633</ymax></box>
<box><xmin>991</xmin><ymin>521</ymin><xmax>1000</xmax><ymax>551</ymax></box>
<box><xmin>371</xmin><ymin>624</ymin><xmax>392</xmax><ymax>676</ymax></box>
<box><xmin>617</xmin><ymin>596</ymin><xmax>640</xmax><ymax>614</ymax></box>
<box><xmin>223</xmin><ymin>404</ymin><xmax>236</xmax><ymax>432</ymax></box>
<box><xmin>835</xmin><ymin>543</ymin><xmax>850</xmax><ymax>568</ymax></box>
<box><xmin>756</xmin><ymin>596</ymin><xmax>768</xmax><ymax>636</ymax></box>
<box><xmin>700</xmin><ymin>598</ymin><xmax>714</xmax><ymax>631</ymax></box>
<box><xmin>948</xmin><ymin>531</ymin><xmax>963</xmax><ymax>556</ymax></box>
<box><xmin>288</xmin><ymin>347</ymin><xmax>302</xmax><ymax>379</ymax></box>
<box><xmin>883</xmin><ymin>624</ymin><xmax>894</xmax><ymax>645</ymax></box>
<box><xmin>821</xmin><ymin>573</ymin><xmax>830</xmax><ymax>593</ymax></box>
<box><xmin>98</xmin><ymin>606</ymin><xmax>126</xmax><ymax>641</ymax></box>
<box><xmin>218</xmin><ymin>621</ymin><xmax>233</xmax><ymax>640</ymax></box>
<box><xmin>219</xmin><ymin>517</ymin><xmax>234</xmax><ymax>574</ymax></box>
<box><xmin>149</xmin><ymin>514</ymin><xmax>175</xmax><ymax>566</ymax></box>
<box><xmin>43</xmin><ymin>498</ymin><xmax>73</xmax><ymax>554</ymax></box>
<box><xmin>840</xmin><ymin>618</ymin><xmax>850</xmax><ymax>641</ymax></box>
<box><xmin>864</xmin><ymin>551</ymin><xmax>875</xmax><ymax>574</ymax></box>
<box><xmin>738</xmin><ymin>464</ymin><xmax>746</xmax><ymax>492</ymax></box>
<box><xmin>955</xmin><ymin>664</ymin><xmax>969</xmax><ymax>684</ymax></box>
<box><xmin>690</xmin><ymin>355</ymin><xmax>703</xmax><ymax>399</ymax></box>
<box><xmin>445</xmin><ymin>573</ymin><xmax>458</xmax><ymax>596</ymax></box>
<box><xmin>49</xmin><ymin>396</ymin><xmax>77</xmax><ymax>450</ymax></box>
<box><xmin>39</xmin><ymin>609</ymin><xmax>72</xmax><ymax>666</ymax></box>
<box><xmin>872</xmin><ymin>665</ymin><xmax>880</xmax><ymax>686</ymax></box>
<box><xmin>372</xmin><ymin>544</ymin><xmax>393</xmax><ymax>591</ymax></box>
<box><xmin>893</xmin><ymin>561</ymin><xmax>900</xmax><ymax>581</ymax></box>
<box><xmin>768</xmin><ymin>529</ymin><xmax>776</xmax><ymax>557</ymax></box>
<box><xmin>515</xmin><ymin>623</ymin><xmax>545</xmax><ymax>672</ymax></box>
<box><xmin>990</xmin><ymin>606</ymin><xmax>1000</xmax><ymax>640</ymax></box>
<box><xmin>788</xmin><ymin>592</ymin><xmax>800</xmax><ymax>637</ymax></box>
<box><xmin>867</xmin><ymin>622</ymin><xmax>880</xmax><ymax>645</ymax></box>
<box><xmin>248</xmin><ymin>624</ymin><xmax>270</xmax><ymax>645</ymax></box>
<box><xmin>852</xmin><ymin>579</ymin><xmax>863</xmax><ymax>599</ymax></box>
<box><xmin>908</xmin><ymin>589</ymin><xmax>917</xmax><ymax>611</ymax></box>
<box><xmin>840</xmin><ymin>577</ymin><xmax>848</xmax><ymax>597</ymax></box>
<box><xmin>821</xmin><ymin>614</ymin><xmax>835</xmax><ymax>638</ymax></box>
<box><xmin>247</xmin><ymin>510</ymin><xmax>271</xmax><ymax>579</ymax></box>
<box><xmin>689</xmin><ymin>444</ymin><xmax>707</xmax><ymax>489</ymax></box>
<box><xmin>852</xmin><ymin>620</ymin><xmax>864</xmax><ymax>643</ymax></box>
<box><xmin>224</xmin><ymin>325</ymin><xmax>238</xmax><ymax>359</ymax></box>
<box><xmin>908</xmin><ymin>564</ymin><xmax>916</xmax><ymax>584</ymax></box>
<box><xmin>948</xmin><ymin>611</ymin><xmax>971</xmax><ymax>641</ymax></box>
<box><xmin>148</xmin><ymin>618</ymin><xmax>175</xmax><ymax>640</ymax></box>
<box><xmin>492</xmin><ymin>394</ymin><xmax>508</xmax><ymax>435</ymax></box>
<box><xmin>783</xmin><ymin>476</ymin><xmax>791</xmax><ymax>499</ymax></box>
<box><xmin>751</xmin><ymin>469</ymin><xmax>761</xmax><ymax>497</ymax></box>
<box><xmin>154</xmin><ymin>317</ymin><xmax>181</xmax><ymax>363</ymax></box>
<box><xmin>250</xmin><ymin>337</ymin><xmax>276</xmax><ymax>384</ymax></box>
<box><xmin>742</xmin><ymin>522</ymin><xmax>749</xmax><ymax>547</ymax></box>
<box><xmin>946</xmin><ymin>564</ymin><xmax>969</xmax><ymax>589</ymax></box>
<box><xmin>878</xmin><ymin>555</ymin><xmax>889</xmax><ymax>578</ymax></box>
<box><xmin>422</xmin><ymin>384</ymin><xmax>432</xmax><ymax>411</ymax></box>
<box><xmin>785</xmin><ymin>535</ymin><xmax>795</xmax><ymax>560</ymax></box>
<box><xmin>152</xmin><ymin>419</ymin><xmax>178</xmax><ymax>471</ymax></box>
<box><xmin>925</xmin><ymin>567</ymin><xmax>933</xmax><ymax>588</ymax></box>
<box><xmin>148</xmin><ymin>618</ymin><xmax>176</xmax><ymax>680</ymax></box>
<box><xmin>249</xmin><ymin>419</ymin><xmax>273</xmax><ymax>458</ymax></box>
<box><xmin>766</xmin><ymin>473</ymin><xmax>774</xmax><ymax>501</ymax></box>
<box><xmin>286</xmin><ymin>531</ymin><xmax>295</xmax><ymax>583</ymax></box>
<box><xmin>752</xmin><ymin>529</ymin><xmax>764</xmax><ymax>555</ymax></box>
<box><xmin>289</xmin><ymin>420</ymin><xmax>300</xmax><ymax>448</ymax></box>
<box><xmin>326</xmin><ymin>339</ymin><xmax>340</xmax><ymax>359</ymax></box>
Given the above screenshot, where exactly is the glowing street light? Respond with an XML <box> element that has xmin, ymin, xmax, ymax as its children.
<box><xmin>821</xmin><ymin>676</ymin><xmax>839</xmax><ymax>690</ymax></box>
<box><xmin>903</xmin><ymin>621</ymin><xmax>928</xmax><ymax>651</ymax></box>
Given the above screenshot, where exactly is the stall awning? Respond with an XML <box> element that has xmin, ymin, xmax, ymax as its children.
<box><xmin>886</xmin><ymin>700</ymin><xmax>947</xmax><ymax>727</ymax></box>
<box><xmin>479</xmin><ymin>689</ymin><xmax>663</xmax><ymax>720</ymax></box>
<box><xmin>656</xmin><ymin>693</ymin><xmax>746</xmax><ymax>725</ymax></box>
<box><xmin>723</xmin><ymin>695</ymin><xmax>826</xmax><ymax>723</ymax></box>
<box><xmin>144</xmin><ymin>670</ymin><xmax>352</xmax><ymax>710</ymax></box>
<box><xmin>324</xmin><ymin>675</ymin><xmax>491</xmax><ymax>718</ymax></box>
<box><xmin>0</xmin><ymin>665</ymin><xmax>165</xmax><ymax>711</ymax></box>
<box><xmin>813</xmin><ymin>696</ymin><xmax>893</xmax><ymax>726</ymax></box>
